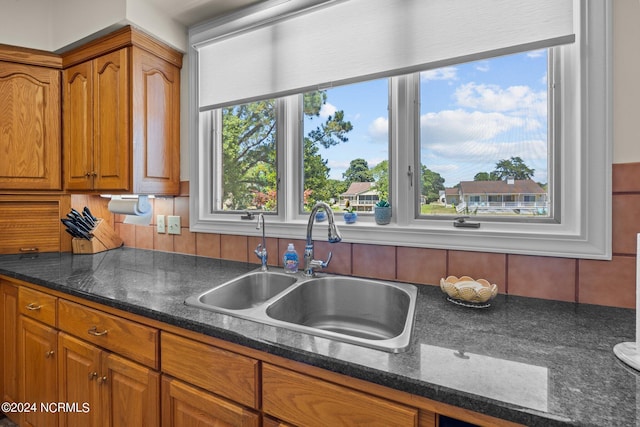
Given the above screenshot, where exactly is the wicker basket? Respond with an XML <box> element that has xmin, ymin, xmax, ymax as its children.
<box><xmin>440</xmin><ymin>276</ymin><xmax>498</xmax><ymax>304</ymax></box>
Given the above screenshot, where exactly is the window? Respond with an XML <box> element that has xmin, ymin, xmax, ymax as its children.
<box><xmin>302</xmin><ymin>79</ymin><xmax>389</xmax><ymax>213</ymax></box>
<box><xmin>190</xmin><ymin>0</ymin><xmax>611</xmax><ymax>259</ymax></box>
<box><xmin>418</xmin><ymin>51</ymin><xmax>552</xmax><ymax>219</ymax></box>
<box><xmin>212</xmin><ymin>99</ymin><xmax>278</xmax><ymax>212</ymax></box>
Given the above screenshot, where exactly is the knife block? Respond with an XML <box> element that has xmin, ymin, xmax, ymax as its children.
<box><xmin>71</xmin><ymin>219</ymin><xmax>123</xmax><ymax>254</ymax></box>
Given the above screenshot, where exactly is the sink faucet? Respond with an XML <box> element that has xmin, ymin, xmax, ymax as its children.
<box><xmin>304</xmin><ymin>202</ymin><xmax>342</xmax><ymax>277</ymax></box>
<box><xmin>254</xmin><ymin>213</ymin><xmax>268</xmax><ymax>271</ymax></box>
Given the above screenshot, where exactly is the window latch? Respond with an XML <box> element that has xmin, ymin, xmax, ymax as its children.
<box><xmin>241</xmin><ymin>211</ymin><xmax>255</xmax><ymax>220</ymax></box>
<box><xmin>453</xmin><ymin>216</ymin><xmax>480</xmax><ymax>228</ymax></box>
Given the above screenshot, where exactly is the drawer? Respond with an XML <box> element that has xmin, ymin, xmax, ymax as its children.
<box><xmin>18</xmin><ymin>287</ymin><xmax>57</xmax><ymax>327</ymax></box>
<box><xmin>263</xmin><ymin>364</ymin><xmax>418</xmax><ymax>427</ymax></box>
<box><xmin>161</xmin><ymin>332</ymin><xmax>259</xmax><ymax>409</ymax></box>
<box><xmin>58</xmin><ymin>299</ymin><xmax>158</xmax><ymax>369</ymax></box>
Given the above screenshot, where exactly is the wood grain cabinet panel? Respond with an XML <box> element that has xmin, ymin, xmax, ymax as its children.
<box><xmin>63</xmin><ymin>49</ymin><xmax>129</xmax><ymax>192</ymax></box>
<box><xmin>62</xmin><ymin>27</ymin><xmax>182</xmax><ymax>195</ymax></box>
<box><xmin>58</xmin><ymin>332</ymin><xmax>160</xmax><ymax>427</ymax></box>
<box><xmin>1</xmin><ymin>281</ymin><xmax>19</xmax><ymax>424</ymax></box>
<box><xmin>161</xmin><ymin>376</ymin><xmax>259</xmax><ymax>427</ymax></box>
<box><xmin>0</xmin><ymin>195</ymin><xmax>71</xmax><ymax>254</ymax></box>
<box><xmin>132</xmin><ymin>47</ymin><xmax>180</xmax><ymax>195</ymax></box>
<box><xmin>19</xmin><ymin>315</ymin><xmax>58</xmax><ymax>427</ymax></box>
<box><xmin>262</xmin><ymin>363</ymin><xmax>419</xmax><ymax>427</ymax></box>
<box><xmin>58</xmin><ymin>332</ymin><xmax>102</xmax><ymax>427</ymax></box>
<box><xmin>161</xmin><ymin>332</ymin><xmax>259</xmax><ymax>409</ymax></box>
<box><xmin>102</xmin><ymin>352</ymin><xmax>160</xmax><ymax>427</ymax></box>
<box><xmin>58</xmin><ymin>299</ymin><xmax>159</xmax><ymax>369</ymax></box>
<box><xmin>0</xmin><ymin>61</ymin><xmax>61</xmax><ymax>191</ymax></box>
<box><xmin>19</xmin><ymin>286</ymin><xmax>57</xmax><ymax>327</ymax></box>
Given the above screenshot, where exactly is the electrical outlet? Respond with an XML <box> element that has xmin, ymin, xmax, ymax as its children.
<box><xmin>167</xmin><ymin>215</ymin><xmax>181</xmax><ymax>235</ymax></box>
<box><xmin>156</xmin><ymin>215</ymin><xmax>166</xmax><ymax>233</ymax></box>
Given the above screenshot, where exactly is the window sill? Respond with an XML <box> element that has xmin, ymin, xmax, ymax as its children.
<box><xmin>190</xmin><ymin>215</ymin><xmax>611</xmax><ymax>260</ymax></box>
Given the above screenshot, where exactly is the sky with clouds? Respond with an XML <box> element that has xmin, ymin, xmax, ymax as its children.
<box><xmin>304</xmin><ymin>50</ymin><xmax>549</xmax><ymax>187</ymax></box>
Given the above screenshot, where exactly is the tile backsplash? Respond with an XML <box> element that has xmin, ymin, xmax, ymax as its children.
<box><xmin>72</xmin><ymin>163</ymin><xmax>640</xmax><ymax>309</ymax></box>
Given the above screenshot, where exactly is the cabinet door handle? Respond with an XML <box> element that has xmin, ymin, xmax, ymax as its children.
<box><xmin>89</xmin><ymin>372</ymin><xmax>98</xmax><ymax>381</ymax></box>
<box><xmin>87</xmin><ymin>326</ymin><xmax>108</xmax><ymax>337</ymax></box>
<box><xmin>97</xmin><ymin>376</ymin><xmax>108</xmax><ymax>385</ymax></box>
<box><xmin>45</xmin><ymin>350</ymin><xmax>55</xmax><ymax>358</ymax></box>
<box><xmin>26</xmin><ymin>303</ymin><xmax>42</xmax><ymax>311</ymax></box>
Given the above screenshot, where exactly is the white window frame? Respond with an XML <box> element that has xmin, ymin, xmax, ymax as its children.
<box><xmin>189</xmin><ymin>0</ymin><xmax>612</xmax><ymax>260</ymax></box>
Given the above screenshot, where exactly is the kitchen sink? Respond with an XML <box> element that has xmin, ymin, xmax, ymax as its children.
<box><xmin>185</xmin><ymin>271</ymin><xmax>297</xmax><ymax>311</ymax></box>
<box><xmin>185</xmin><ymin>271</ymin><xmax>417</xmax><ymax>353</ymax></box>
<box><xmin>266</xmin><ymin>277</ymin><xmax>416</xmax><ymax>346</ymax></box>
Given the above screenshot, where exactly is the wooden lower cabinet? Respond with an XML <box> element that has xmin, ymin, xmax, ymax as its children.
<box><xmin>1</xmin><ymin>281</ymin><xmax>19</xmax><ymax>424</ymax></box>
<box><xmin>19</xmin><ymin>316</ymin><xmax>58</xmax><ymax>427</ymax></box>
<box><xmin>58</xmin><ymin>332</ymin><xmax>160</xmax><ymax>427</ymax></box>
<box><xmin>58</xmin><ymin>333</ymin><xmax>101</xmax><ymax>427</ymax></box>
<box><xmin>262</xmin><ymin>363</ymin><xmax>419</xmax><ymax>427</ymax></box>
<box><xmin>1</xmin><ymin>277</ymin><xmax>517</xmax><ymax>427</ymax></box>
<box><xmin>161</xmin><ymin>376</ymin><xmax>259</xmax><ymax>427</ymax></box>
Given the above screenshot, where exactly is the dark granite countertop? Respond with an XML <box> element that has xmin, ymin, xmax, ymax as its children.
<box><xmin>0</xmin><ymin>248</ymin><xmax>636</xmax><ymax>426</ymax></box>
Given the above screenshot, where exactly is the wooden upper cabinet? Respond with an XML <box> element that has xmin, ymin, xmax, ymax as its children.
<box><xmin>62</xmin><ymin>26</ymin><xmax>182</xmax><ymax>195</ymax></box>
<box><xmin>0</xmin><ymin>60</ymin><xmax>61</xmax><ymax>191</ymax></box>
<box><xmin>132</xmin><ymin>47</ymin><xmax>180</xmax><ymax>195</ymax></box>
<box><xmin>64</xmin><ymin>49</ymin><xmax>130</xmax><ymax>191</ymax></box>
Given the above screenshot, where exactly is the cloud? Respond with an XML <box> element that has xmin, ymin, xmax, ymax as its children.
<box><xmin>424</xmin><ymin>139</ymin><xmax>548</xmax><ymax>162</ymax></box>
<box><xmin>527</xmin><ymin>49</ymin><xmax>546</xmax><ymax>59</ymax></box>
<box><xmin>420</xmin><ymin>109</ymin><xmax>524</xmax><ymax>142</ymax></box>
<box><xmin>420</xmin><ymin>67</ymin><xmax>457</xmax><ymax>82</ymax></box>
<box><xmin>368</xmin><ymin>116</ymin><xmax>389</xmax><ymax>141</ymax></box>
<box><xmin>475</xmin><ymin>61</ymin><xmax>490</xmax><ymax>72</ymax></box>
<box><xmin>454</xmin><ymin>83</ymin><xmax>547</xmax><ymax>115</ymax></box>
<box><xmin>319</xmin><ymin>102</ymin><xmax>337</xmax><ymax>119</ymax></box>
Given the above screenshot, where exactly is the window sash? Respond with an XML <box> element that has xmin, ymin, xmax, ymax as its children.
<box><xmin>189</xmin><ymin>0</ymin><xmax>611</xmax><ymax>260</ymax></box>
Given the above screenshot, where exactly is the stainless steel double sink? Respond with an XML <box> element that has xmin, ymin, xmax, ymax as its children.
<box><xmin>185</xmin><ymin>270</ymin><xmax>418</xmax><ymax>353</ymax></box>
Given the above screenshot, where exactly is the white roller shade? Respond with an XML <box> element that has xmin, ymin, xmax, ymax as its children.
<box><xmin>196</xmin><ymin>0</ymin><xmax>574</xmax><ymax>110</ymax></box>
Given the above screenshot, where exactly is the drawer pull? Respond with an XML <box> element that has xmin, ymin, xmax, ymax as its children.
<box><xmin>26</xmin><ymin>303</ymin><xmax>42</xmax><ymax>311</ymax></box>
<box><xmin>45</xmin><ymin>350</ymin><xmax>55</xmax><ymax>358</ymax></box>
<box><xmin>19</xmin><ymin>247</ymin><xmax>39</xmax><ymax>252</ymax></box>
<box><xmin>88</xmin><ymin>326</ymin><xmax>108</xmax><ymax>337</ymax></box>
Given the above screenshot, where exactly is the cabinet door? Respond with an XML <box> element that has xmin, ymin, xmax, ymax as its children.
<box><xmin>1</xmin><ymin>282</ymin><xmax>19</xmax><ymax>424</ymax></box>
<box><xmin>20</xmin><ymin>315</ymin><xmax>58</xmax><ymax>427</ymax></box>
<box><xmin>63</xmin><ymin>60</ymin><xmax>94</xmax><ymax>191</ymax></box>
<box><xmin>58</xmin><ymin>333</ymin><xmax>101</xmax><ymax>427</ymax></box>
<box><xmin>0</xmin><ymin>61</ymin><xmax>61</xmax><ymax>190</ymax></box>
<box><xmin>161</xmin><ymin>376</ymin><xmax>259</xmax><ymax>427</ymax></box>
<box><xmin>263</xmin><ymin>364</ymin><xmax>418</xmax><ymax>427</ymax></box>
<box><xmin>93</xmin><ymin>49</ymin><xmax>130</xmax><ymax>191</ymax></box>
<box><xmin>131</xmin><ymin>47</ymin><xmax>180</xmax><ymax>195</ymax></box>
<box><xmin>102</xmin><ymin>352</ymin><xmax>159</xmax><ymax>427</ymax></box>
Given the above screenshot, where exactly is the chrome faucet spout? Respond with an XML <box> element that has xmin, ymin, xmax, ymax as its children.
<box><xmin>254</xmin><ymin>213</ymin><xmax>268</xmax><ymax>271</ymax></box>
<box><xmin>304</xmin><ymin>202</ymin><xmax>342</xmax><ymax>276</ymax></box>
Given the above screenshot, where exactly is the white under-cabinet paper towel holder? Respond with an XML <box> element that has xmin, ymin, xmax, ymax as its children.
<box><xmin>106</xmin><ymin>195</ymin><xmax>153</xmax><ymax>225</ymax></box>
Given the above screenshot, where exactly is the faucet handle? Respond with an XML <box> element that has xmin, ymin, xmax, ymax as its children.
<box><xmin>322</xmin><ymin>251</ymin><xmax>333</xmax><ymax>268</ymax></box>
<box><xmin>310</xmin><ymin>251</ymin><xmax>333</xmax><ymax>270</ymax></box>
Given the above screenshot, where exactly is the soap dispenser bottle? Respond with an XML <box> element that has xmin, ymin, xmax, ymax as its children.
<box><xmin>283</xmin><ymin>243</ymin><xmax>299</xmax><ymax>274</ymax></box>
